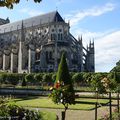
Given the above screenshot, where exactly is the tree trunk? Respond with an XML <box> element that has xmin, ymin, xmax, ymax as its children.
<box><xmin>62</xmin><ymin>111</ymin><xmax>65</xmax><ymax>120</ymax></box>
<box><xmin>62</xmin><ymin>106</ymin><xmax>68</xmax><ymax>120</ymax></box>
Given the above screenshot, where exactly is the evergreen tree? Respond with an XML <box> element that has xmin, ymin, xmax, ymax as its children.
<box><xmin>50</xmin><ymin>52</ymin><xmax>75</xmax><ymax>120</ymax></box>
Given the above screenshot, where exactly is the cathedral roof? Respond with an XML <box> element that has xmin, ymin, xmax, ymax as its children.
<box><xmin>0</xmin><ymin>18</ymin><xmax>10</xmax><ymax>25</ymax></box>
<box><xmin>0</xmin><ymin>11</ymin><xmax>64</xmax><ymax>34</ymax></box>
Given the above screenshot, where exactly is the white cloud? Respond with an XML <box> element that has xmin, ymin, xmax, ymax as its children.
<box><xmin>19</xmin><ymin>8</ymin><xmax>44</xmax><ymax>17</ymax></box>
<box><xmin>55</xmin><ymin>0</ymin><xmax>74</xmax><ymax>6</ymax></box>
<box><xmin>95</xmin><ymin>31</ymin><xmax>120</xmax><ymax>72</ymax></box>
<box><xmin>72</xmin><ymin>28</ymin><xmax>120</xmax><ymax>72</ymax></box>
<box><xmin>66</xmin><ymin>3</ymin><xmax>116</xmax><ymax>26</ymax></box>
<box><xmin>72</xmin><ymin>28</ymin><xmax>114</xmax><ymax>46</ymax></box>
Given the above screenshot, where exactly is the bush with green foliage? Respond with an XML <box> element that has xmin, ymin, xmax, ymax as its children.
<box><xmin>34</xmin><ymin>73</ymin><xmax>44</xmax><ymax>86</ymax></box>
<box><xmin>7</xmin><ymin>74</ymin><xmax>19</xmax><ymax>86</ymax></box>
<box><xmin>42</xmin><ymin>73</ymin><xmax>52</xmax><ymax>86</ymax></box>
<box><xmin>25</xmin><ymin>74</ymin><xmax>35</xmax><ymax>85</ymax></box>
<box><xmin>72</xmin><ymin>73</ymin><xmax>83</xmax><ymax>85</ymax></box>
<box><xmin>0</xmin><ymin>73</ymin><xmax>8</xmax><ymax>84</ymax></box>
<box><xmin>90</xmin><ymin>73</ymin><xmax>107</xmax><ymax>93</ymax></box>
<box><xmin>82</xmin><ymin>72</ymin><xmax>93</xmax><ymax>83</ymax></box>
<box><xmin>0</xmin><ymin>96</ymin><xmax>42</xmax><ymax>119</ymax></box>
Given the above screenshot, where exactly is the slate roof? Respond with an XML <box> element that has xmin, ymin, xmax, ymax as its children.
<box><xmin>0</xmin><ymin>11</ymin><xmax>64</xmax><ymax>34</ymax></box>
<box><xmin>0</xmin><ymin>18</ymin><xmax>9</xmax><ymax>25</ymax></box>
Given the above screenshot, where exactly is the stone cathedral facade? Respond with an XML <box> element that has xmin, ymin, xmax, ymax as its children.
<box><xmin>0</xmin><ymin>11</ymin><xmax>95</xmax><ymax>73</ymax></box>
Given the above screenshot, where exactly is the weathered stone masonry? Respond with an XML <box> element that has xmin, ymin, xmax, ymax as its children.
<box><xmin>0</xmin><ymin>11</ymin><xmax>95</xmax><ymax>73</ymax></box>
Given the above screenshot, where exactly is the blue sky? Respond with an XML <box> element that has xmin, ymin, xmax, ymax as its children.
<box><xmin>0</xmin><ymin>0</ymin><xmax>120</xmax><ymax>72</ymax></box>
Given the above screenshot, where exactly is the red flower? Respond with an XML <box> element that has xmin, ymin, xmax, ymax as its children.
<box><xmin>55</xmin><ymin>80</ymin><xmax>60</xmax><ymax>89</ymax></box>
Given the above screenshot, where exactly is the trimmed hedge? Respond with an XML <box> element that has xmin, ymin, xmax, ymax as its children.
<box><xmin>0</xmin><ymin>72</ymin><xmax>119</xmax><ymax>92</ymax></box>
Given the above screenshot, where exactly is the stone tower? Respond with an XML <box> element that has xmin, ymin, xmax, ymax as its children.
<box><xmin>85</xmin><ymin>40</ymin><xmax>95</xmax><ymax>72</ymax></box>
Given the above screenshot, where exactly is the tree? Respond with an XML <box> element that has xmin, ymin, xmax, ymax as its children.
<box><xmin>91</xmin><ymin>73</ymin><xmax>107</xmax><ymax>94</ymax></box>
<box><xmin>34</xmin><ymin>73</ymin><xmax>43</xmax><ymax>86</ymax></box>
<box><xmin>72</xmin><ymin>73</ymin><xmax>83</xmax><ymax>86</ymax></box>
<box><xmin>0</xmin><ymin>0</ymin><xmax>42</xmax><ymax>9</ymax></box>
<box><xmin>111</xmin><ymin>60</ymin><xmax>120</xmax><ymax>72</ymax></box>
<box><xmin>83</xmin><ymin>72</ymin><xmax>92</xmax><ymax>83</ymax></box>
<box><xmin>25</xmin><ymin>74</ymin><xmax>34</xmax><ymax>85</ymax></box>
<box><xmin>42</xmin><ymin>73</ymin><xmax>52</xmax><ymax>83</ymax></box>
<box><xmin>7</xmin><ymin>74</ymin><xmax>19</xmax><ymax>86</ymax></box>
<box><xmin>50</xmin><ymin>52</ymin><xmax>75</xmax><ymax>120</ymax></box>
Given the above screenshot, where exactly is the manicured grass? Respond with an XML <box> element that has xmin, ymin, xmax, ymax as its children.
<box><xmin>14</xmin><ymin>96</ymin><xmax>109</xmax><ymax>110</ymax></box>
<box><xmin>40</xmin><ymin>111</ymin><xmax>57</xmax><ymax>120</ymax></box>
<box><xmin>74</xmin><ymin>86</ymin><xmax>92</xmax><ymax>91</ymax></box>
<box><xmin>76</xmin><ymin>98</ymin><xmax>109</xmax><ymax>104</ymax></box>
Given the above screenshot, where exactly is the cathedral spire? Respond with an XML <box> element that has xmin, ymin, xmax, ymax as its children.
<box><xmin>87</xmin><ymin>44</ymin><xmax>89</xmax><ymax>51</ymax></box>
<box><xmin>68</xmin><ymin>20</ymin><xmax>70</xmax><ymax>26</ymax></box>
<box><xmin>78</xmin><ymin>35</ymin><xmax>80</xmax><ymax>41</ymax></box>
<box><xmin>21</xmin><ymin>20</ymin><xmax>25</xmax><ymax>42</ymax></box>
<box><xmin>89</xmin><ymin>39</ymin><xmax>93</xmax><ymax>49</ymax></box>
<box><xmin>78</xmin><ymin>35</ymin><xmax>83</xmax><ymax>45</ymax></box>
<box><xmin>80</xmin><ymin>35</ymin><xmax>82</xmax><ymax>41</ymax></box>
<box><xmin>92</xmin><ymin>39</ymin><xmax>94</xmax><ymax>48</ymax></box>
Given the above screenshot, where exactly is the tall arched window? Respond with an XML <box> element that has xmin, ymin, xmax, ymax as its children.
<box><xmin>46</xmin><ymin>51</ymin><xmax>48</xmax><ymax>60</ymax></box>
<box><xmin>49</xmin><ymin>51</ymin><xmax>52</xmax><ymax>59</ymax></box>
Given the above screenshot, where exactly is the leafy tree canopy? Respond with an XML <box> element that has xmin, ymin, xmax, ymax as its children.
<box><xmin>0</xmin><ymin>0</ymin><xmax>42</xmax><ymax>9</ymax></box>
<box><xmin>111</xmin><ymin>60</ymin><xmax>120</xmax><ymax>72</ymax></box>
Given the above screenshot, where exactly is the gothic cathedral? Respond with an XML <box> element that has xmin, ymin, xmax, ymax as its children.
<box><xmin>0</xmin><ymin>11</ymin><xmax>95</xmax><ymax>73</ymax></box>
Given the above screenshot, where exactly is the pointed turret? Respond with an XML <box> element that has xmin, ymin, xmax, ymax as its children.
<box><xmin>68</xmin><ymin>20</ymin><xmax>70</xmax><ymax>27</ymax></box>
<box><xmin>80</xmin><ymin>35</ymin><xmax>82</xmax><ymax>42</ymax></box>
<box><xmin>78</xmin><ymin>35</ymin><xmax>83</xmax><ymax>45</ymax></box>
<box><xmin>90</xmin><ymin>39</ymin><xmax>95</xmax><ymax>53</ymax></box>
<box><xmin>86</xmin><ymin>44</ymin><xmax>89</xmax><ymax>51</ymax></box>
<box><xmin>21</xmin><ymin>20</ymin><xmax>25</xmax><ymax>42</ymax></box>
<box><xmin>91</xmin><ymin>39</ymin><xmax>94</xmax><ymax>48</ymax></box>
<box><xmin>89</xmin><ymin>40</ymin><xmax>92</xmax><ymax>49</ymax></box>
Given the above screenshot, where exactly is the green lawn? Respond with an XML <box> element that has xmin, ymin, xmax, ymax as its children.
<box><xmin>39</xmin><ymin>111</ymin><xmax>57</xmax><ymax>120</ymax></box>
<box><xmin>13</xmin><ymin>96</ymin><xmax>109</xmax><ymax>110</ymax></box>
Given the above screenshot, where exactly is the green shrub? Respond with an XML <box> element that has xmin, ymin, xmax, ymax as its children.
<box><xmin>42</xmin><ymin>73</ymin><xmax>52</xmax><ymax>85</ymax></box>
<box><xmin>0</xmin><ymin>97</ymin><xmax>42</xmax><ymax>119</ymax></box>
<box><xmin>0</xmin><ymin>73</ymin><xmax>8</xmax><ymax>84</ymax></box>
<box><xmin>25</xmin><ymin>74</ymin><xmax>35</xmax><ymax>85</ymax></box>
<box><xmin>34</xmin><ymin>73</ymin><xmax>43</xmax><ymax>85</ymax></box>
<box><xmin>7</xmin><ymin>74</ymin><xmax>19</xmax><ymax>86</ymax></box>
<box><xmin>72</xmin><ymin>73</ymin><xmax>84</xmax><ymax>84</ymax></box>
